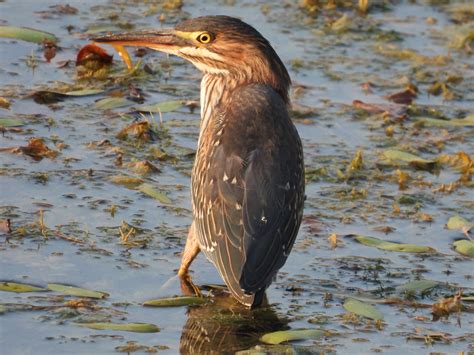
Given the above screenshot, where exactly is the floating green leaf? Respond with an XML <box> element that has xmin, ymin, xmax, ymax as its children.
<box><xmin>447</xmin><ymin>216</ymin><xmax>473</xmax><ymax>233</ymax></box>
<box><xmin>0</xmin><ymin>26</ymin><xmax>57</xmax><ymax>43</ymax></box>
<box><xmin>110</xmin><ymin>175</ymin><xmax>144</xmax><ymax>187</ymax></box>
<box><xmin>143</xmin><ymin>296</ymin><xmax>206</xmax><ymax>307</ymax></box>
<box><xmin>397</xmin><ymin>280</ymin><xmax>439</xmax><ymax>293</ymax></box>
<box><xmin>47</xmin><ymin>283</ymin><xmax>109</xmax><ymax>299</ymax></box>
<box><xmin>134</xmin><ymin>100</ymin><xmax>184</xmax><ymax>113</ymax></box>
<box><xmin>260</xmin><ymin>329</ymin><xmax>325</xmax><ymax>345</ymax></box>
<box><xmin>0</xmin><ymin>282</ymin><xmax>47</xmax><ymax>293</ymax></box>
<box><xmin>64</xmin><ymin>89</ymin><xmax>105</xmax><ymax>96</ymax></box>
<box><xmin>0</xmin><ymin>118</ymin><xmax>25</xmax><ymax>127</ymax></box>
<box><xmin>94</xmin><ymin>97</ymin><xmax>135</xmax><ymax>110</ymax></box>
<box><xmin>381</xmin><ymin>150</ymin><xmax>437</xmax><ymax>170</ymax></box>
<box><xmin>352</xmin><ymin>235</ymin><xmax>435</xmax><ymax>253</ymax></box>
<box><xmin>138</xmin><ymin>183</ymin><xmax>172</xmax><ymax>205</ymax></box>
<box><xmin>419</xmin><ymin>115</ymin><xmax>474</xmax><ymax>127</ymax></box>
<box><xmin>453</xmin><ymin>240</ymin><xmax>474</xmax><ymax>257</ymax></box>
<box><xmin>31</xmin><ymin>89</ymin><xmax>105</xmax><ymax>104</ymax></box>
<box><xmin>0</xmin><ymin>304</ymin><xmax>5</xmax><ymax>314</ymax></box>
<box><xmin>236</xmin><ymin>344</ymin><xmax>311</xmax><ymax>354</ymax></box>
<box><xmin>343</xmin><ymin>298</ymin><xmax>383</xmax><ymax>321</ymax></box>
<box><xmin>74</xmin><ymin>322</ymin><xmax>159</xmax><ymax>333</ymax></box>
<box><xmin>0</xmin><ymin>303</ymin><xmax>48</xmax><ymax>312</ymax></box>
<box><xmin>382</xmin><ymin>150</ymin><xmax>429</xmax><ymax>163</ymax></box>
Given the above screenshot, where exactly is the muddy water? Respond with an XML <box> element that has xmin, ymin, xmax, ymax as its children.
<box><xmin>1</xmin><ymin>0</ymin><xmax>473</xmax><ymax>354</ymax></box>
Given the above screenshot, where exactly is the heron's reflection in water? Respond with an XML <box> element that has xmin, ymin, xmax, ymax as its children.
<box><xmin>179</xmin><ymin>288</ymin><xmax>289</xmax><ymax>354</ymax></box>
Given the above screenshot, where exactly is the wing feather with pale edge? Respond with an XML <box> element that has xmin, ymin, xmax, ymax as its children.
<box><xmin>193</xmin><ymin>84</ymin><xmax>304</xmax><ymax>306</ymax></box>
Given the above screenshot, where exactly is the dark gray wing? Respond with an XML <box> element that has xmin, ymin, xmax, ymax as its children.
<box><xmin>193</xmin><ymin>84</ymin><xmax>304</xmax><ymax>306</ymax></box>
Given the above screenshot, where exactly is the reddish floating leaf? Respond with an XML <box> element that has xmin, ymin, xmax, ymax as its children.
<box><xmin>76</xmin><ymin>43</ymin><xmax>113</xmax><ymax>67</ymax></box>
<box><xmin>386</xmin><ymin>85</ymin><xmax>418</xmax><ymax>105</ymax></box>
<box><xmin>0</xmin><ymin>138</ymin><xmax>58</xmax><ymax>161</ymax></box>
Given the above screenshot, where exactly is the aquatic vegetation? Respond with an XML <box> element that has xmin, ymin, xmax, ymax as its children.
<box><xmin>0</xmin><ymin>0</ymin><xmax>473</xmax><ymax>353</ymax></box>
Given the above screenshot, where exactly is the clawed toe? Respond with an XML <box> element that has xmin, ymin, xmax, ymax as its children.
<box><xmin>179</xmin><ymin>271</ymin><xmax>202</xmax><ymax>297</ymax></box>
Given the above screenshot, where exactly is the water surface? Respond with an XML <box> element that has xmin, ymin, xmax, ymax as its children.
<box><xmin>1</xmin><ymin>0</ymin><xmax>473</xmax><ymax>353</ymax></box>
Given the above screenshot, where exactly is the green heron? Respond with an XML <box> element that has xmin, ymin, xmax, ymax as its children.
<box><xmin>94</xmin><ymin>16</ymin><xmax>305</xmax><ymax>307</ymax></box>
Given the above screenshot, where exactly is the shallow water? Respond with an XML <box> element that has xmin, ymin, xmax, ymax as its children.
<box><xmin>1</xmin><ymin>0</ymin><xmax>473</xmax><ymax>354</ymax></box>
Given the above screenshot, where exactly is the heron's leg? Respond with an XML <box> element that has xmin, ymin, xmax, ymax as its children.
<box><xmin>178</xmin><ymin>222</ymin><xmax>200</xmax><ymax>276</ymax></box>
<box><xmin>178</xmin><ymin>222</ymin><xmax>201</xmax><ymax>296</ymax></box>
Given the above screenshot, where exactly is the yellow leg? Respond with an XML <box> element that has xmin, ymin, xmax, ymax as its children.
<box><xmin>178</xmin><ymin>222</ymin><xmax>202</xmax><ymax>296</ymax></box>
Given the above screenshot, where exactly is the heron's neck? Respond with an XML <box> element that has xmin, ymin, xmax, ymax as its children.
<box><xmin>198</xmin><ymin>73</ymin><xmax>234</xmax><ymax>144</ymax></box>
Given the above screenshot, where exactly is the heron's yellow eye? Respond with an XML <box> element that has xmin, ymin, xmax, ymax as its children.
<box><xmin>196</xmin><ymin>32</ymin><xmax>213</xmax><ymax>44</ymax></box>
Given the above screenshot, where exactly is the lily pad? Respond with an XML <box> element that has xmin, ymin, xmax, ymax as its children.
<box><xmin>418</xmin><ymin>115</ymin><xmax>474</xmax><ymax>127</ymax></box>
<box><xmin>0</xmin><ymin>26</ymin><xmax>57</xmax><ymax>43</ymax></box>
<box><xmin>260</xmin><ymin>329</ymin><xmax>325</xmax><ymax>345</ymax></box>
<box><xmin>343</xmin><ymin>298</ymin><xmax>383</xmax><ymax>321</ymax></box>
<box><xmin>381</xmin><ymin>150</ymin><xmax>437</xmax><ymax>170</ymax></box>
<box><xmin>446</xmin><ymin>216</ymin><xmax>473</xmax><ymax>233</ymax></box>
<box><xmin>453</xmin><ymin>240</ymin><xmax>474</xmax><ymax>257</ymax></box>
<box><xmin>74</xmin><ymin>322</ymin><xmax>159</xmax><ymax>333</ymax></box>
<box><xmin>63</xmin><ymin>89</ymin><xmax>105</xmax><ymax>96</ymax></box>
<box><xmin>94</xmin><ymin>97</ymin><xmax>135</xmax><ymax>110</ymax></box>
<box><xmin>0</xmin><ymin>118</ymin><xmax>25</xmax><ymax>127</ymax></box>
<box><xmin>134</xmin><ymin>100</ymin><xmax>184</xmax><ymax>114</ymax></box>
<box><xmin>31</xmin><ymin>89</ymin><xmax>105</xmax><ymax>104</ymax></box>
<box><xmin>0</xmin><ymin>282</ymin><xmax>47</xmax><ymax>293</ymax></box>
<box><xmin>397</xmin><ymin>280</ymin><xmax>439</xmax><ymax>293</ymax></box>
<box><xmin>47</xmin><ymin>283</ymin><xmax>109</xmax><ymax>299</ymax></box>
<box><xmin>110</xmin><ymin>175</ymin><xmax>144</xmax><ymax>187</ymax></box>
<box><xmin>143</xmin><ymin>296</ymin><xmax>206</xmax><ymax>307</ymax></box>
<box><xmin>138</xmin><ymin>183</ymin><xmax>172</xmax><ymax>204</ymax></box>
<box><xmin>351</xmin><ymin>235</ymin><xmax>435</xmax><ymax>253</ymax></box>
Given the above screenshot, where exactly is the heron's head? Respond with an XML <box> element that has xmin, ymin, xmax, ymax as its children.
<box><xmin>93</xmin><ymin>15</ymin><xmax>290</xmax><ymax>102</ymax></box>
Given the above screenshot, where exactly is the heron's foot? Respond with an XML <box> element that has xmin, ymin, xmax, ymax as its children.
<box><xmin>178</xmin><ymin>271</ymin><xmax>202</xmax><ymax>297</ymax></box>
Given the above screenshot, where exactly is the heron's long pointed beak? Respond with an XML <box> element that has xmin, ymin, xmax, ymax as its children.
<box><xmin>91</xmin><ymin>29</ymin><xmax>184</xmax><ymax>54</ymax></box>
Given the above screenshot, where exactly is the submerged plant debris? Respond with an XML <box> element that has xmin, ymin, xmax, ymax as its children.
<box><xmin>0</xmin><ymin>0</ymin><xmax>473</xmax><ymax>354</ymax></box>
